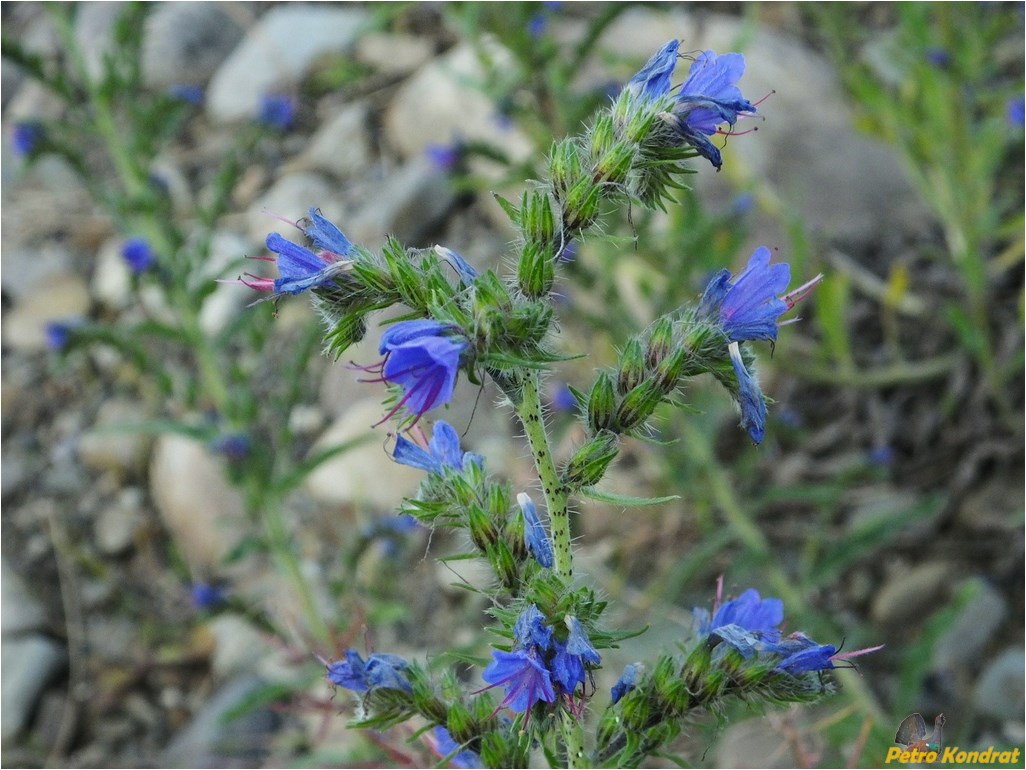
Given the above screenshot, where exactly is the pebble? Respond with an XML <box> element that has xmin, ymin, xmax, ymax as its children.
<box><xmin>0</xmin><ymin>244</ymin><xmax>73</xmax><ymax>302</ymax></box>
<box><xmin>974</xmin><ymin>646</ymin><xmax>1025</xmax><ymax>722</ymax></box>
<box><xmin>932</xmin><ymin>579</ymin><xmax>1008</xmax><ymax>670</ymax></box>
<box><xmin>1</xmin><ymin>273</ymin><xmax>91</xmax><ymax>352</ymax></box>
<box><xmin>149</xmin><ymin>434</ymin><xmax>248</xmax><ymax>573</ymax></box>
<box><xmin>76</xmin><ymin>399</ymin><xmax>153</xmax><ymax>478</ymax></box>
<box><xmin>206</xmin><ymin>5</ymin><xmax>368</xmax><ymax>123</ymax></box>
<box><xmin>205</xmin><ymin>615</ymin><xmax>275</xmax><ymax>678</ymax></box>
<box><xmin>1</xmin><ymin>635</ymin><xmax>66</xmax><ymax>741</ymax></box>
<box><xmin>142</xmin><ymin>3</ymin><xmax>245</xmax><ymax>89</ymax></box>
<box><xmin>93</xmin><ymin>488</ymin><xmax>146</xmax><ymax>556</ymax></box>
<box><xmin>282</xmin><ymin>101</ymin><xmax>374</xmax><ymax>179</ymax></box>
<box><xmin>355</xmin><ymin>32</ymin><xmax>435</xmax><ymax>78</ymax></box>
<box><xmin>1</xmin><ymin>559</ymin><xmax>47</xmax><ymax>635</ymax></box>
<box><xmin>871</xmin><ymin>561</ymin><xmax>954</xmax><ymax>628</ymax></box>
<box><xmin>160</xmin><ymin>674</ymin><xmax>280</xmax><ymax>768</ymax></box>
<box><xmin>91</xmin><ymin>238</ymin><xmax>134</xmax><ymax>310</ymax></box>
<box><xmin>303</xmin><ymin>399</ymin><xmax>423</xmax><ymax>510</ymax></box>
<box><xmin>383</xmin><ymin>41</ymin><xmax>533</xmax><ymax>168</ymax></box>
<box><xmin>346</xmin><ymin>157</ymin><xmax>457</xmax><ymax>248</ymax></box>
<box><xmin>197</xmin><ymin>230</ymin><xmax>255</xmax><ymax>336</ymax></box>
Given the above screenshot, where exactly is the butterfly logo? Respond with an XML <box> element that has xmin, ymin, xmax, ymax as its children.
<box><xmin>894</xmin><ymin>713</ymin><xmax>946</xmax><ymax>753</ymax></box>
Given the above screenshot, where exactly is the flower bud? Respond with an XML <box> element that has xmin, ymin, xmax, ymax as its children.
<box><xmin>614</xmin><ymin>379</ymin><xmax>664</xmax><ymax>431</ymax></box>
<box><xmin>596</xmin><ymin>142</ymin><xmax>637</xmax><ymax>186</ymax></box>
<box><xmin>491</xmin><ymin>539</ymin><xmax>519</xmax><ymax>589</ymax></box>
<box><xmin>653</xmin><ymin>345</ymin><xmax>688</xmax><ymax>393</ymax></box>
<box><xmin>562</xmin><ymin>176</ymin><xmax>602</xmax><ymax>233</ymax></box>
<box><xmin>617</xmin><ymin>338</ymin><xmax>646</xmax><ymax>394</ymax></box>
<box><xmin>587</xmin><ymin>372</ymin><xmax>617</xmax><ymax>433</ymax></box>
<box><xmin>446</xmin><ymin>702</ymin><xmax>476</xmax><ymax>745</ymax></box>
<box><xmin>517</xmin><ymin>241</ymin><xmax>556</xmax><ymax>298</ymax></box>
<box><xmin>646</xmin><ymin>317</ymin><xmax>674</xmax><ymax>368</ymax></box>
<box><xmin>520</xmin><ymin>190</ymin><xmax>556</xmax><ymax>245</ymax></box>
<box><xmin>562</xmin><ymin>431</ymin><xmax>619</xmax><ymax>489</ymax></box>
<box><xmin>549</xmin><ymin>137</ymin><xmax>582</xmax><ymax>194</ymax></box>
<box><xmin>466</xmin><ymin>504</ymin><xmax>498</xmax><ymax>552</ymax></box>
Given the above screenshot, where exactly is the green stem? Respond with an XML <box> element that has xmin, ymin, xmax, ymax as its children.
<box><xmin>517</xmin><ymin>371</ymin><xmax>573</xmax><ymax>581</ymax></box>
<box><xmin>560</xmin><ymin>710</ymin><xmax>586</xmax><ymax>769</ymax></box>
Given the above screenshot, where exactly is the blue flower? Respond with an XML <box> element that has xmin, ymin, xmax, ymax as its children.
<box><xmin>626</xmin><ymin>39</ymin><xmax>680</xmax><ymax>102</ymax></box>
<box><xmin>517</xmin><ymin>493</ymin><xmax>554</xmax><ymax>569</ymax></box>
<box><xmin>431</xmin><ymin>726</ymin><xmax>483</xmax><ymax>769</ymax></box>
<box><xmin>302</xmin><ymin>208</ymin><xmax>353</xmax><ymax>257</ymax></box>
<box><xmin>1007</xmin><ymin>96</ymin><xmax>1025</xmax><ymax>128</ymax></box>
<box><xmin>258</xmin><ymin>93</ymin><xmax>295</xmax><ymax>130</ymax></box>
<box><xmin>513</xmin><ymin>604</ymin><xmax>554</xmax><ymax>650</ymax></box>
<box><xmin>671</xmin><ymin>50</ymin><xmax>756</xmax><ymax>168</ymax></box>
<box><xmin>550</xmin><ymin>616</ymin><xmax>601</xmax><ymax>692</ymax></box>
<box><xmin>263</xmin><ymin>232</ymin><xmax>349</xmax><ymax>295</ymax></box>
<box><xmin>168</xmin><ymin>84</ymin><xmax>204</xmax><ymax>105</ymax></box>
<box><xmin>709</xmin><ymin>588</ymin><xmax>783</xmax><ymax>639</ymax></box>
<box><xmin>776</xmin><ymin>642</ymin><xmax>838</xmax><ymax>675</ymax></box>
<box><xmin>481</xmin><ymin>648</ymin><xmax>556</xmax><ymax>713</ymax></box>
<box><xmin>326</xmin><ymin>649</ymin><xmax>412</xmax><ymax>693</ymax></box>
<box><xmin>45</xmin><ymin>319</ymin><xmax>81</xmax><ymax>352</ymax></box>
<box><xmin>191</xmin><ymin>582</ymin><xmax>226</xmax><ymax>609</ymax></box>
<box><xmin>375</xmin><ymin>320</ymin><xmax>468</xmax><ymax>423</ymax></box>
<box><xmin>393</xmin><ymin>420</ymin><xmax>482</xmax><ymax>474</ymax></box>
<box><xmin>700</xmin><ymin>247</ymin><xmax>790</xmax><ymax>343</ymax></box>
<box><xmin>426</xmin><ymin>141</ymin><xmax>465</xmax><ymax>172</ymax></box>
<box><xmin>122</xmin><ymin>237</ymin><xmax>155</xmax><ymax>273</ymax></box>
<box><xmin>611</xmin><ymin>663</ymin><xmax>639</xmax><ymax>704</ymax></box>
<box><xmin>12</xmin><ymin>122</ymin><xmax>43</xmax><ymax>156</ymax></box>
<box><xmin>210</xmin><ymin>434</ymin><xmax>250</xmax><ymax>461</ymax></box>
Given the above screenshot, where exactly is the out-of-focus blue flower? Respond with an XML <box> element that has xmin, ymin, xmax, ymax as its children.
<box><xmin>434</xmin><ymin>245</ymin><xmax>477</xmax><ymax>285</ymax></box>
<box><xmin>425</xmin><ymin>141</ymin><xmax>465</xmax><ymax>173</ymax></box>
<box><xmin>626</xmin><ymin>39</ymin><xmax>680</xmax><ymax>102</ymax></box>
<box><xmin>611</xmin><ymin>663</ymin><xmax>639</xmax><ymax>704</ymax></box>
<box><xmin>431</xmin><ymin>726</ymin><xmax>483</xmax><ymax>769</ymax></box>
<box><xmin>671</xmin><ymin>50</ymin><xmax>757</xmax><ymax>169</ymax></box>
<box><xmin>191</xmin><ymin>582</ymin><xmax>226</xmax><ymax>609</ymax></box>
<box><xmin>45</xmin><ymin>319</ymin><xmax>82</xmax><ymax>352</ymax></box>
<box><xmin>527</xmin><ymin>12</ymin><xmax>547</xmax><ymax>38</ymax></box>
<box><xmin>730</xmin><ymin>192</ymin><xmax>756</xmax><ymax>216</ymax></box>
<box><xmin>482</xmin><ymin>648</ymin><xmax>556</xmax><ymax>712</ymax></box>
<box><xmin>517</xmin><ymin>493</ymin><xmax>554</xmax><ymax>569</ymax></box>
<box><xmin>12</xmin><ymin>122</ymin><xmax>43</xmax><ymax>156</ymax></box>
<box><xmin>868</xmin><ymin>444</ymin><xmax>896</xmax><ymax>466</ymax></box>
<box><xmin>556</xmin><ymin>240</ymin><xmax>577</xmax><ymax>264</ymax></box>
<box><xmin>122</xmin><ymin>237</ymin><xmax>155</xmax><ymax>273</ymax></box>
<box><xmin>551</xmin><ymin>382</ymin><xmax>577</xmax><ymax>412</ymax></box>
<box><xmin>210</xmin><ymin>433</ymin><xmax>250</xmax><ymax>461</ymax></box>
<box><xmin>1007</xmin><ymin>96</ymin><xmax>1025</xmax><ymax>127</ymax></box>
<box><xmin>701</xmin><ymin>247</ymin><xmax>790</xmax><ymax>343</ymax></box>
<box><xmin>374</xmin><ymin>320</ymin><xmax>468</xmax><ymax>423</ymax></box>
<box><xmin>326</xmin><ymin>649</ymin><xmax>412</xmax><ymax>693</ymax></box>
<box><xmin>393</xmin><ymin>420</ymin><xmax>482</xmax><ymax>474</ymax></box>
<box><xmin>168</xmin><ymin>84</ymin><xmax>204</xmax><ymax>105</ymax></box>
<box><xmin>925</xmin><ymin>47</ymin><xmax>952</xmax><ymax>68</ymax></box>
<box><xmin>258</xmin><ymin>93</ymin><xmax>296</xmax><ymax>130</ymax></box>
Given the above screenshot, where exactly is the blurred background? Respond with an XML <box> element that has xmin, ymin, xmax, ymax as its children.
<box><xmin>1</xmin><ymin>2</ymin><xmax>1022</xmax><ymax>767</ymax></box>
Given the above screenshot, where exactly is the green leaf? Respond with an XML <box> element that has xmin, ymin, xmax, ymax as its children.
<box><xmin>580</xmin><ymin>487</ymin><xmax>680</xmax><ymax>507</ymax></box>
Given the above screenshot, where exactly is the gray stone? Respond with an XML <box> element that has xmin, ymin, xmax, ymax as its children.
<box><xmin>91</xmin><ymin>238</ymin><xmax>134</xmax><ymax>310</ymax></box>
<box><xmin>933</xmin><ymin>580</ymin><xmax>1008</xmax><ymax>670</ymax></box>
<box><xmin>206</xmin><ymin>615</ymin><xmax>275</xmax><ymax>678</ymax></box>
<box><xmin>871</xmin><ymin>561</ymin><xmax>954</xmax><ymax>628</ymax></box>
<box><xmin>383</xmin><ymin>41</ymin><xmax>533</xmax><ymax>168</ymax></box>
<box><xmin>974</xmin><ymin>647</ymin><xmax>1025</xmax><ymax>722</ymax></box>
<box><xmin>198</xmin><ymin>230</ymin><xmax>255</xmax><ymax>336</ymax></box>
<box><xmin>142</xmin><ymin>3</ymin><xmax>246</xmax><ymax>89</ymax></box>
<box><xmin>346</xmin><ymin>157</ymin><xmax>457</xmax><ymax>249</ymax></box>
<box><xmin>0</xmin><ymin>273</ymin><xmax>90</xmax><ymax>352</ymax></box>
<box><xmin>283</xmin><ymin>101</ymin><xmax>373</xmax><ymax>179</ymax></box>
<box><xmin>150</xmin><ymin>434</ymin><xmax>248</xmax><ymax>572</ymax></box>
<box><xmin>0</xmin><ymin>244</ymin><xmax>73</xmax><ymax>302</ymax></box>
<box><xmin>1</xmin><ymin>559</ymin><xmax>47</xmax><ymax>636</ymax></box>
<box><xmin>72</xmin><ymin>2</ymin><xmax>121</xmax><ymax>82</ymax></box>
<box><xmin>76</xmin><ymin>399</ymin><xmax>153</xmax><ymax>477</ymax></box>
<box><xmin>356</xmin><ymin>32</ymin><xmax>435</xmax><ymax>78</ymax></box>
<box><xmin>206</xmin><ymin>5</ymin><xmax>368</xmax><ymax>123</ymax></box>
<box><xmin>1</xmin><ymin>635</ymin><xmax>66</xmax><ymax>741</ymax></box>
<box><xmin>303</xmin><ymin>399</ymin><xmax>423</xmax><ymax>510</ymax></box>
<box><xmin>94</xmin><ymin>489</ymin><xmax>145</xmax><ymax>556</ymax></box>
<box><xmin>160</xmin><ymin>674</ymin><xmax>281</xmax><ymax>768</ymax></box>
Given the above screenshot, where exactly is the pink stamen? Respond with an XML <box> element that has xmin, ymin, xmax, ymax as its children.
<box><xmin>832</xmin><ymin>643</ymin><xmax>885</xmax><ymax>662</ymax></box>
<box><xmin>752</xmin><ymin>89</ymin><xmax>775</xmax><ymax>108</ymax></box>
<box><xmin>782</xmin><ymin>273</ymin><xmax>824</xmax><ymax>310</ymax></box>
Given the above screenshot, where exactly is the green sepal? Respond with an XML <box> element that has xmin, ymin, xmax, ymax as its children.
<box><xmin>580</xmin><ymin>487</ymin><xmax>680</xmax><ymax>507</ymax></box>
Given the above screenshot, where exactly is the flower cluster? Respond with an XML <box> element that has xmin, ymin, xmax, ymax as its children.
<box><xmin>482</xmin><ymin>605</ymin><xmax>600</xmax><ymax>713</ymax></box>
<box><xmin>694</xmin><ymin>587</ymin><xmax>882</xmax><ymax>675</ymax></box>
<box><xmin>627</xmin><ymin>39</ymin><xmax>758</xmax><ymax>168</ymax></box>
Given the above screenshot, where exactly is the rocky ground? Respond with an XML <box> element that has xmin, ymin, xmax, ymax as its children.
<box><xmin>1</xmin><ymin>3</ymin><xmax>1023</xmax><ymax>768</ymax></box>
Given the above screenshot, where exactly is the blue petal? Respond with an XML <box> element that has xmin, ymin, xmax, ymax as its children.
<box><xmin>565</xmin><ymin>616</ymin><xmax>601</xmax><ymax>664</ymax></box>
<box><xmin>711</xmin><ymin>623</ymin><xmax>762</xmax><ymax>658</ymax></box>
<box><xmin>551</xmin><ymin>642</ymin><xmax>586</xmax><ymax>692</ymax></box>
<box><xmin>379</xmin><ymin>319</ymin><xmax>457</xmax><ymax>354</ymax></box>
<box><xmin>776</xmin><ymin>644</ymin><xmax>836</xmax><ymax>674</ymax></box>
<box><xmin>710</xmin><ymin>588</ymin><xmax>783</xmax><ymax>639</ymax></box>
<box><xmin>304</xmin><ymin>208</ymin><xmax>352</xmax><ymax>256</ymax></box>
<box><xmin>429</xmin><ymin>421</ymin><xmax>465</xmax><ymax>470</ymax></box>
<box><xmin>435</xmin><ymin>245</ymin><xmax>478</xmax><ymax>284</ymax></box>
<box><xmin>393</xmin><ymin>434</ymin><xmax>443</xmax><ymax>473</ymax></box>
<box><xmin>266</xmin><ymin>232</ymin><xmax>334</xmax><ymax>294</ymax></box>
<box><xmin>482</xmin><ymin>649</ymin><xmax>555</xmax><ymax>712</ymax></box>
<box><xmin>513</xmin><ymin>604</ymin><xmax>553</xmax><ymax>651</ymax></box>
<box><xmin>365</xmin><ymin>653</ymin><xmax>412</xmax><ymax>692</ymax></box>
<box><xmin>326</xmin><ymin>649</ymin><xmax>369</xmax><ymax>691</ymax></box>
<box><xmin>729</xmin><ymin>342</ymin><xmax>767</xmax><ymax>444</ymax></box>
<box><xmin>517</xmin><ymin>493</ymin><xmax>554</xmax><ymax>569</ymax></box>
<box><xmin>626</xmin><ymin>39</ymin><xmax>680</xmax><ymax>101</ymax></box>
<box><xmin>611</xmin><ymin>663</ymin><xmax>639</xmax><ymax>704</ymax></box>
<box><xmin>720</xmin><ymin>247</ymin><xmax>790</xmax><ymax>342</ymax></box>
<box><xmin>384</xmin><ymin>336</ymin><xmax>466</xmax><ymax>417</ymax></box>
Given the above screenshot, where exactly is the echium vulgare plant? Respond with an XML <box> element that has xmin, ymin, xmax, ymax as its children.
<box><xmin>244</xmin><ymin>40</ymin><xmax>880</xmax><ymax>768</ymax></box>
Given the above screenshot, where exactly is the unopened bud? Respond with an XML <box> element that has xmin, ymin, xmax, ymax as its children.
<box><xmin>653</xmin><ymin>346</ymin><xmax>688</xmax><ymax>393</ymax></box>
<box><xmin>615</xmin><ymin>380</ymin><xmax>664</xmax><ymax>431</ymax></box>
<box><xmin>646</xmin><ymin>317</ymin><xmax>674</xmax><ymax>369</ymax></box>
<box><xmin>562</xmin><ymin>431</ymin><xmax>619</xmax><ymax>489</ymax></box>
<box><xmin>466</xmin><ymin>504</ymin><xmax>498</xmax><ymax>552</ymax></box>
<box><xmin>588</xmin><ymin>372</ymin><xmax>617</xmax><ymax>433</ymax></box>
<box><xmin>617</xmin><ymin>338</ymin><xmax>646</xmax><ymax>394</ymax></box>
<box><xmin>517</xmin><ymin>241</ymin><xmax>556</xmax><ymax>298</ymax></box>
